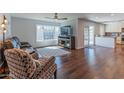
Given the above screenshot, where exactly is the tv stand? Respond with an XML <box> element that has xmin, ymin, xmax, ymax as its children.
<box><xmin>58</xmin><ymin>36</ymin><xmax>75</xmax><ymax>49</ymax></box>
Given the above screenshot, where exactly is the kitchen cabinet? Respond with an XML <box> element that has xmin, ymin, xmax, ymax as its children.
<box><xmin>95</xmin><ymin>36</ymin><xmax>116</xmax><ymax>48</ymax></box>
<box><xmin>105</xmin><ymin>22</ymin><xmax>121</xmax><ymax>32</ymax></box>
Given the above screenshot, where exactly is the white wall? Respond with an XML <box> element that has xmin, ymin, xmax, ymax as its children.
<box><xmin>0</xmin><ymin>14</ymin><xmax>11</xmax><ymax>40</ymax></box>
<box><xmin>11</xmin><ymin>17</ymin><xmax>60</xmax><ymax>47</ymax></box>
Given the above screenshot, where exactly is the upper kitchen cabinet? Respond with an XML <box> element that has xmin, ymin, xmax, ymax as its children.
<box><xmin>105</xmin><ymin>22</ymin><xmax>121</xmax><ymax>32</ymax></box>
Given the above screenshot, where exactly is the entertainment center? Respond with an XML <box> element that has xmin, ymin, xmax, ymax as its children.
<box><xmin>58</xmin><ymin>25</ymin><xmax>75</xmax><ymax>49</ymax></box>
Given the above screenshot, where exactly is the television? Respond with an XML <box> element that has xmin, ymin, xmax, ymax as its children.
<box><xmin>60</xmin><ymin>26</ymin><xmax>72</xmax><ymax>36</ymax></box>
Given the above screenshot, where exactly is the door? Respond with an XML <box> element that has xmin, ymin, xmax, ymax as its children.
<box><xmin>89</xmin><ymin>26</ymin><xmax>94</xmax><ymax>46</ymax></box>
<box><xmin>84</xmin><ymin>26</ymin><xmax>95</xmax><ymax>48</ymax></box>
<box><xmin>84</xmin><ymin>26</ymin><xmax>89</xmax><ymax>47</ymax></box>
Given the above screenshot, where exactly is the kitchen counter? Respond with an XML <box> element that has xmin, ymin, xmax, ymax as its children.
<box><xmin>95</xmin><ymin>36</ymin><xmax>116</xmax><ymax>48</ymax></box>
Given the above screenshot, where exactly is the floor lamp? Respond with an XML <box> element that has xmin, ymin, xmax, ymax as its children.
<box><xmin>1</xmin><ymin>15</ymin><xmax>7</xmax><ymax>44</ymax></box>
<box><xmin>0</xmin><ymin>15</ymin><xmax>8</xmax><ymax>76</ymax></box>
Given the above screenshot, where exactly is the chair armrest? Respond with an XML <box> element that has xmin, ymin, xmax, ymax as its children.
<box><xmin>34</xmin><ymin>56</ymin><xmax>55</xmax><ymax>68</ymax></box>
<box><xmin>38</xmin><ymin>56</ymin><xmax>55</xmax><ymax>63</ymax></box>
<box><xmin>21</xmin><ymin>42</ymin><xmax>30</xmax><ymax>45</ymax></box>
<box><xmin>20</xmin><ymin>42</ymin><xmax>32</xmax><ymax>48</ymax></box>
<box><xmin>31</xmin><ymin>56</ymin><xmax>56</xmax><ymax>79</ymax></box>
<box><xmin>33</xmin><ymin>57</ymin><xmax>55</xmax><ymax>71</ymax></box>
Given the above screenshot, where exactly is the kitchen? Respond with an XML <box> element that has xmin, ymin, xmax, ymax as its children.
<box><xmin>95</xmin><ymin>22</ymin><xmax>124</xmax><ymax>48</ymax></box>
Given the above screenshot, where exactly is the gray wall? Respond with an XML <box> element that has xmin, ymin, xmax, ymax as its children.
<box><xmin>11</xmin><ymin>17</ymin><xmax>60</xmax><ymax>47</ymax></box>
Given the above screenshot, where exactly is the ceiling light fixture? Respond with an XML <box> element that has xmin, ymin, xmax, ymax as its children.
<box><xmin>0</xmin><ymin>15</ymin><xmax>8</xmax><ymax>76</ymax></box>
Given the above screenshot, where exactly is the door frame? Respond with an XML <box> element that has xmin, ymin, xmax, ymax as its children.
<box><xmin>83</xmin><ymin>26</ymin><xmax>95</xmax><ymax>48</ymax></box>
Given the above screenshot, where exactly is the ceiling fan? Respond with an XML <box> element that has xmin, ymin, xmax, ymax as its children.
<box><xmin>45</xmin><ymin>13</ymin><xmax>68</xmax><ymax>20</ymax></box>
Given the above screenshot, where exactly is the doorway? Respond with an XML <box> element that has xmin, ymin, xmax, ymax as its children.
<box><xmin>84</xmin><ymin>26</ymin><xmax>95</xmax><ymax>48</ymax></box>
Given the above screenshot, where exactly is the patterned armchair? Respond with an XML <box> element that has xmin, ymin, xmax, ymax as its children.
<box><xmin>0</xmin><ymin>36</ymin><xmax>39</xmax><ymax>75</ymax></box>
<box><xmin>4</xmin><ymin>48</ymin><xmax>57</xmax><ymax>79</ymax></box>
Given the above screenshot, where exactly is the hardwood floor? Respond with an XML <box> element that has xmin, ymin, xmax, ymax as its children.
<box><xmin>55</xmin><ymin>45</ymin><xmax>124</xmax><ymax>79</ymax></box>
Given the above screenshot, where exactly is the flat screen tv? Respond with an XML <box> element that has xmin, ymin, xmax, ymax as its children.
<box><xmin>60</xmin><ymin>26</ymin><xmax>72</xmax><ymax>36</ymax></box>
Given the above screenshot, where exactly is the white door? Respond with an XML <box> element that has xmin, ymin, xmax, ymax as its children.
<box><xmin>89</xmin><ymin>26</ymin><xmax>94</xmax><ymax>46</ymax></box>
<box><xmin>84</xmin><ymin>26</ymin><xmax>95</xmax><ymax>48</ymax></box>
<box><xmin>84</xmin><ymin>26</ymin><xmax>89</xmax><ymax>47</ymax></box>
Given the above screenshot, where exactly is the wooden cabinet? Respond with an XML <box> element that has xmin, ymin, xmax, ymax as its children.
<box><xmin>58</xmin><ymin>36</ymin><xmax>75</xmax><ymax>49</ymax></box>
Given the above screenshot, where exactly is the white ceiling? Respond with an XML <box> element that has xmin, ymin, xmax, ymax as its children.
<box><xmin>9</xmin><ymin>13</ymin><xmax>124</xmax><ymax>23</ymax></box>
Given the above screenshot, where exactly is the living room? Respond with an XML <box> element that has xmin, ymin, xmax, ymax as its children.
<box><xmin>1</xmin><ymin>13</ymin><xmax>124</xmax><ymax>79</ymax></box>
<box><xmin>10</xmin><ymin>13</ymin><xmax>124</xmax><ymax>49</ymax></box>
<box><xmin>1</xmin><ymin>13</ymin><xmax>106</xmax><ymax>48</ymax></box>
<box><xmin>1</xmin><ymin>0</ymin><xmax>124</xmax><ymax>93</ymax></box>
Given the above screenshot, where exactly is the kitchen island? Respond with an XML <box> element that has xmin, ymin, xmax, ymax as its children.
<box><xmin>95</xmin><ymin>36</ymin><xmax>116</xmax><ymax>48</ymax></box>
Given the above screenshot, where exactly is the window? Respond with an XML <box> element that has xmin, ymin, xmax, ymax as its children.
<box><xmin>36</xmin><ymin>25</ymin><xmax>60</xmax><ymax>41</ymax></box>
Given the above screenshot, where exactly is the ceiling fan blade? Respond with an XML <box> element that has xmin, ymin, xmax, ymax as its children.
<box><xmin>45</xmin><ymin>13</ymin><xmax>68</xmax><ymax>20</ymax></box>
<box><xmin>45</xmin><ymin>17</ymin><xmax>55</xmax><ymax>19</ymax></box>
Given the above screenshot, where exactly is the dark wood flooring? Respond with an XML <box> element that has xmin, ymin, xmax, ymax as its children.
<box><xmin>55</xmin><ymin>45</ymin><xmax>124</xmax><ymax>79</ymax></box>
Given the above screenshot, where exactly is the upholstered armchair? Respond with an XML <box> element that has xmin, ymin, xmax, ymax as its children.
<box><xmin>8</xmin><ymin>36</ymin><xmax>32</xmax><ymax>49</ymax></box>
<box><xmin>4</xmin><ymin>48</ymin><xmax>57</xmax><ymax>79</ymax></box>
<box><xmin>3</xmin><ymin>36</ymin><xmax>39</xmax><ymax>61</ymax></box>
